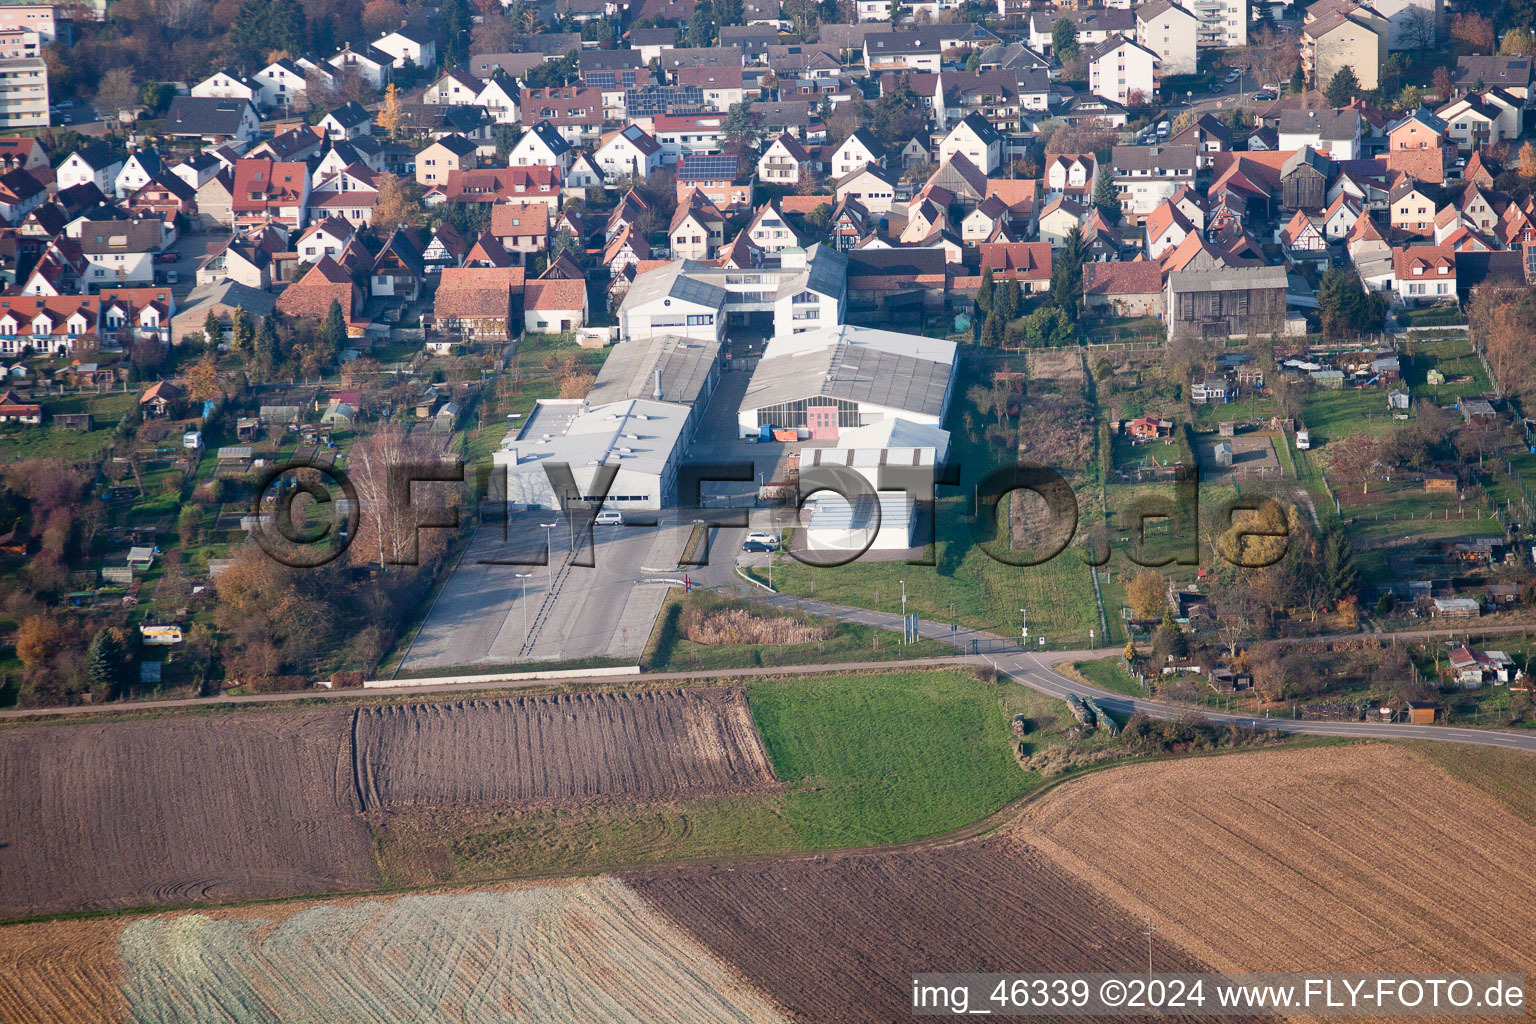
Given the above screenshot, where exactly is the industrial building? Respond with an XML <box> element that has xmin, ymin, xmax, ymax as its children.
<box><xmin>492</xmin><ymin>398</ymin><xmax>688</xmax><ymax>511</ymax></box>
<box><xmin>736</xmin><ymin>325</ymin><xmax>957</xmax><ymax>440</ymax></box>
<box><xmin>617</xmin><ymin>244</ymin><xmax>847</xmax><ymax>343</ymax></box>
<box><xmin>585</xmin><ymin>331</ymin><xmax>723</xmax><ymax>441</ymax></box>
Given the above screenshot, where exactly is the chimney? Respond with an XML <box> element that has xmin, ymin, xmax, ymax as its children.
<box><xmin>653</xmin><ymin>368</ymin><xmax>663</xmax><ymax>401</ymax></box>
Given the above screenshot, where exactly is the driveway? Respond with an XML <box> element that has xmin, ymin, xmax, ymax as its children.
<box><xmin>167</xmin><ymin>230</ymin><xmax>228</xmax><ymax>302</ymax></box>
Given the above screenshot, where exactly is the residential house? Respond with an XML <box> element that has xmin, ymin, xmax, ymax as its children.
<box><xmin>508</xmin><ymin>121</ymin><xmax>574</xmax><ymax>171</ymax></box>
<box><xmin>937</xmin><ymin>113</ymin><xmax>1001</xmax><ymax>175</ymax></box>
<box><xmin>1044</xmin><ymin>153</ymin><xmax>1097</xmax><ymax>200</ymax></box>
<box><xmin>1278</xmin><ymin>209</ymin><xmax>1327</xmax><ymax>254</ymax></box>
<box><xmin>978</xmin><ymin>241</ymin><xmax>1053</xmax><ymax>293</ymax></box>
<box><xmin>489</xmin><ymin>203</ymin><xmax>550</xmax><ymax>265</ymax></box>
<box><xmin>1083</xmin><ymin>260</ymin><xmax>1164</xmax><ymax>315</ymax></box>
<box><xmin>676</xmin><ymin>154</ymin><xmax>752</xmax><ymax>211</ymax></box>
<box><xmin>1028</xmin><ymin>8</ymin><xmax>1136</xmax><ymax>55</ymax></box>
<box><xmin>56</xmin><ymin>145</ymin><xmax>122</xmax><ymax>194</ymax></box>
<box><xmin>1389</xmin><ymin>177</ymin><xmax>1445</xmax><ymax>237</ymax></box>
<box><xmin>253</xmin><ymin>58</ymin><xmax>312</xmax><ymax>113</ymax></box>
<box><xmin>1435</xmin><ymin>89</ymin><xmax>1522</xmax><ymax>152</ymax></box>
<box><xmin>523</xmin><ymin>278</ymin><xmax>588</xmax><ymax>334</ymax></box>
<box><xmin>595</xmin><ymin>124</ymin><xmax>664</xmax><ymax>180</ymax></box>
<box><xmin>191</xmin><ymin>68</ymin><xmax>258</xmax><ymax>103</ymax></box>
<box><xmin>0</xmin><ymin>167</ymin><xmax>42</xmax><ymax>224</ymax></box>
<box><xmin>433</xmin><ymin>266</ymin><xmax>524</xmax><ymax>338</ymax></box>
<box><xmin>1112</xmin><ymin>144</ymin><xmax>1196</xmax><ymax>221</ymax></box>
<box><xmin>318</xmin><ymin>101</ymin><xmax>373</xmax><ymax>140</ymax></box>
<box><xmin>1302</xmin><ymin>3</ymin><xmax>1388</xmax><ymax>91</ymax></box>
<box><xmin>77</xmin><ymin>218</ymin><xmax>164</xmax><ymax>288</ymax></box>
<box><xmin>1392</xmin><ymin>243</ymin><xmax>1456</xmax><ymax>303</ymax></box>
<box><xmin>517</xmin><ymin>87</ymin><xmax>603</xmax><ymax>146</ymax></box>
<box><xmin>1385</xmin><ymin>107</ymin><xmax>1447</xmax><ymax>183</ymax></box>
<box><xmin>1135</xmin><ymin>0</ymin><xmax>1197</xmax><ymax>75</ymax></box>
<box><xmin>1087</xmin><ymin>35</ymin><xmax>1158</xmax><ymax>107</ymax></box>
<box><xmin>1277</xmin><ymin>108</ymin><xmax>1362</xmax><ymax>160</ymax></box>
<box><xmin>327</xmin><ymin>43</ymin><xmax>391</xmax><ymax>90</ymax></box>
<box><xmin>276</xmin><ymin>255</ymin><xmax>361</xmax><ymax>323</ymax></box>
<box><xmin>372</xmin><ymin>228</ymin><xmax>425</xmax><ymax>301</ymax></box>
<box><xmin>1038</xmin><ymin>197</ymin><xmax>1086</xmax><ymax>249</ymax></box>
<box><xmin>1321</xmin><ymin>191</ymin><xmax>1362</xmax><ymax>241</ymax></box>
<box><xmin>231</xmin><ymin>158</ymin><xmax>310</xmax><ymax>230</ymax></box>
<box><xmin>374</xmin><ymin>26</ymin><xmax>436</xmax><ymax>69</ymax></box>
<box><xmin>171</xmin><ymin>280</ymin><xmax>274</xmax><ymax>344</ymax></box>
<box><xmin>669</xmin><ymin>190</ymin><xmax>725</xmax><ymax>259</ymax></box>
<box><xmin>162</xmin><ymin>97</ymin><xmax>260</xmax><ymax>144</ymax></box>
<box><xmin>296</xmin><ymin>216</ymin><xmax>355</xmax><ymax>265</ymax></box>
<box><xmin>415</xmin><ymin>134</ymin><xmax>480</xmax><ymax>187</ymax></box>
<box><xmin>758</xmin><ymin>133</ymin><xmax>812</xmax><ymax>185</ymax></box>
<box><xmin>835</xmin><ymin>163</ymin><xmax>899</xmax><ymax>216</ymax></box>
<box><xmin>830</xmin><ymin>129</ymin><xmax>886</xmax><ymax>179</ymax></box>
<box><xmin>1451</xmin><ymin>56</ymin><xmax>1531</xmax><ymax>99</ymax></box>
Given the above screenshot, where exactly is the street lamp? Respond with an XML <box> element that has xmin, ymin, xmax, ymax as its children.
<box><xmin>514</xmin><ymin>572</ymin><xmax>534</xmax><ymax>644</ymax></box>
<box><xmin>540</xmin><ymin>521</ymin><xmax>557</xmax><ymax>578</ymax></box>
<box><xmin>1020</xmin><ymin>606</ymin><xmax>1028</xmax><ymax>640</ymax></box>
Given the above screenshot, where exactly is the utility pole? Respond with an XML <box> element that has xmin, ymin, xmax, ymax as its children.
<box><xmin>1143</xmin><ymin>917</ymin><xmax>1155</xmax><ymax>978</ymax></box>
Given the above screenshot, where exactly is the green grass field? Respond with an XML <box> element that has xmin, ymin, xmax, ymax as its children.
<box><xmin>1070</xmin><ymin>656</ymin><xmax>1145</xmax><ymax>698</ymax></box>
<box><xmin>381</xmin><ymin>668</ymin><xmax>1066</xmax><ymax>883</ymax></box>
<box><xmin>1301</xmin><ymin>389</ymin><xmax>1401</xmax><ymax>445</ymax></box>
<box><xmin>748</xmin><ymin>669</ymin><xmax>1034</xmax><ymax>847</ymax></box>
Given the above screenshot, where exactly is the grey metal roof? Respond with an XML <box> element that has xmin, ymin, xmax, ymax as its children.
<box><xmin>619</xmin><ymin>260</ymin><xmax>729</xmax><ymax>312</ymax></box>
<box><xmin>742</xmin><ymin>326</ymin><xmax>954</xmax><ymax>418</ymax></box>
<box><xmin>589</xmin><ymin>332</ymin><xmax>721</xmax><ymax>408</ymax></box>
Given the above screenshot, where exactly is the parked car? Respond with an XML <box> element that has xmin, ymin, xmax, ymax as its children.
<box><xmin>1226</xmin><ymin>69</ymin><xmax>1242</xmax><ymax>82</ymax></box>
<box><xmin>1253</xmin><ymin>90</ymin><xmax>1277</xmax><ymax>101</ymax></box>
<box><xmin>1209</xmin><ymin>81</ymin><xmax>1224</xmax><ymax>92</ymax></box>
<box><xmin>155</xmin><ymin>251</ymin><xmax>178</xmax><ymax>264</ymax></box>
<box><xmin>745</xmin><ymin>532</ymin><xmax>780</xmax><ymax>549</ymax></box>
<box><xmin>1156</xmin><ymin>120</ymin><xmax>1170</xmax><ymax>136</ymax></box>
<box><xmin>594</xmin><ymin>510</ymin><xmax>624</xmax><ymax>526</ymax></box>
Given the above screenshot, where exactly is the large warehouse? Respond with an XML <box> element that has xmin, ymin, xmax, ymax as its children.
<box><xmin>492</xmin><ymin>398</ymin><xmax>688</xmax><ymax>511</ymax></box>
<box><xmin>736</xmin><ymin>325</ymin><xmax>958</xmax><ymax>440</ymax></box>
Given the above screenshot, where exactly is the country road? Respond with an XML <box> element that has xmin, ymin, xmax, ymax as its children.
<box><xmin>4</xmin><ymin>552</ymin><xmax>1536</xmax><ymax>756</ymax></box>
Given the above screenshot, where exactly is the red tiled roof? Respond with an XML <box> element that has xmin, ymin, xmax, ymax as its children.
<box><xmin>525</xmin><ymin>278</ymin><xmax>587</xmax><ymax>311</ymax></box>
<box><xmin>1083</xmin><ymin>260</ymin><xmax>1163</xmax><ymax>296</ymax></box>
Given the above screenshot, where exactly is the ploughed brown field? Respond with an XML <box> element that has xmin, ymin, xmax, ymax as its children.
<box><xmin>0</xmin><ymin>687</ymin><xmax>777</xmax><ymax>919</ymax></box>
<box><xmin>1015</xmin><ymin>744</ymin><xmax>1536</xmax><ymax>979</ymax></box>
<box><xmin>3</xmin><ymin>738</ymin><xmax>1534</xmax><ymax>1023</ymax></box>
<box><xmin>352</xmin><ymin>687</ymin><xmax>777</xmax><ymax>812</ymax></box>
<box><xmin>0</xmin><ymin>710</ymin><xmax>378</xmax><ymax>919</ymax></box>
<box><xmin>627</xmin><ymin>838</ymin><xmax>1235</xmax><ymax>1024</ymax></box>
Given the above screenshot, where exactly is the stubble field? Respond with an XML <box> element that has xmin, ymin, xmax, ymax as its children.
<box><xmin>1016</xmin><ymin>744</ymin><xmax>1536</xmax><ymax>978</ymax></box>
<box><xmin>116</xmin><ymin>879</ymin><xmax>789</xmax><ymax>1024</ymax></box>
<box><xmin>351</xmin><ymin>687</ymin><xmax>778</xmax><ymax>812</ymax></box>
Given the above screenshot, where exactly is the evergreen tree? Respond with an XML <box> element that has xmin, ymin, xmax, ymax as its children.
<box><xmin>976</xmin><ymin>268</ymin><xmax>996</xmax><ymax>317</ymax></box>
<box><xmin>231</xmin><ymin>306</ymin><xmax>254</xmax><ymax>358</ymax></box>
<box><xmin>980</xmin><ymin>312</ymin><xmax>1003</xmax><ymax>346</ymax></box>
<box><xmin>202</xmin><ymin>310</ymin><xmax>223</xmax><ymax>349</ymax></box>
<box><xmin>1050</xmin><ymin>228</ymin><xmax>1088</xmax><ymax>322</ymax></box>
<box><xmin>321</xmin><ymin>299</ymin><xmax>347</xmax><ymax>359</ymax></box>
<box><xmin>1322</xmin><ymin>527</ymin><xmax>1358</xmax><ymax>602</ymax></box>
<box><xmin>995</xmin><ymin>279</ymin><xmax>1022</xmax><ymax>320</ymax></box>
<box><xmin>1051</xmin><ymin>17</ymin><xmax>1078</xmax><ymax>63</ymax></box>
<box><xmin>1289</xmin><ymin>60</ymin><xmax>1305</xmax><ymax>95</ymax></box>
<box><xmin>441</xmin><ymin>0</ymin><xmax>471</xmax><ymax>68</ymax></box>
<box><xmin>254</xmin><ymin>315</ymin><xmax>279</xmax><ymax>376</ymax></box>
<box><xmin>1091</xmin><ymin>164</ymin><xmax>1120</xmax><ymax>222</ymax></box>
<box><xmin>86</xmin><ymin>628</ymin><xmax>124</xmax><ymax>697</ymax></box>
<box><xmin>1325</xmin><ymin>66</ymin><xmax>1358</xmax><ymax>106</ymax></box>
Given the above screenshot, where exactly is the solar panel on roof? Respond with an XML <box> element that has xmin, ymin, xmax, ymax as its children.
<box><xmin>678</xmin><ymin>155</ymin><xmax>739</xmax><ymax>179</ymax></box>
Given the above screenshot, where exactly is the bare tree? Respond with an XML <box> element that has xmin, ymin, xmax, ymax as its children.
<box><xmin>94</xmin><ymin>67</ymin><xmax>140</xmax><ymax>123</ymax></box>
<box><xmin>347</xmin><ymin>428</ymin><xmax>459</xmax><ymax>569</ymax></box>
<box><xmin>156</xmin><ymin>0</ymin><xmax>202</xmax><ymax>33</ymax></box>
